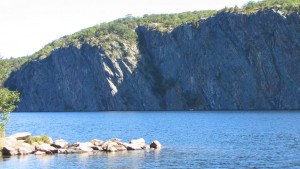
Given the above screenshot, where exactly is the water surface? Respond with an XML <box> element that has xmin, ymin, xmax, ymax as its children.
<box><xmin>2</xmin><ymin>112</ymin><xmax>300</xmax><ymax>168</ymax></box>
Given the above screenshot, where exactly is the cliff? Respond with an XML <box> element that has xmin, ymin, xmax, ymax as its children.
<box><xmin>5</xmin><ymin>10</ymin><xmax>300</xmax><ymax>111</ymax></box>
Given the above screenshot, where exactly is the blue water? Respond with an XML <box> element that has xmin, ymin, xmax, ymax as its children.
<box><xmin>1</xmin><ymin>112</ymin><xmax>300</xmax><ymax>168</ymax></box>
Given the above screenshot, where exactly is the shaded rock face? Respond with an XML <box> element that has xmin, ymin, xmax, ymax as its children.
<box><xmin>6</xmin><ymin>44</ymin><xmax>159</xmax><ymax>111</ymax></box>
<box><xmin>137</xmin><ymin>10</ymin><xmax>300</xmax><ymax>110</ymax></box>
<box><xmin>5</xmin><ymin>10</ymin><xmax>300</xmax><ymax>111</ymax></box>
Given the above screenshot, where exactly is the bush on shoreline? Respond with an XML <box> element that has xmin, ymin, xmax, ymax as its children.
<box><xmin>25</xmin><ymin>135</ymin><xmax>51</xmax><ymax>144</ymax></box>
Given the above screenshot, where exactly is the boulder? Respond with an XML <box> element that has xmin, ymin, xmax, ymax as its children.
<box><xmin>2</xmin><ymin>146</ymin><xmax>18</xmax><ymax>156</ymax></box>
<box><xmin>5</xmin><ymin>137</ymin><xmax>18</xmax><ymax>147</ymax></box>
<box><xmin>150</xmin><ymin>140</ymin><xmax>162</xmax><ymax>149</ymax></box>
<box><xmin>35</xmin><ymin>143</ymin><xmax>56</xmax><ymax>153</ymax></box>
<box><xmin>91</xmin><ymin>146</ymin><xmax>103</xmax><ymax>151</ymax></box>
<box><xmin>114</xmin><ymin>145</ymin><xmax>127</xmax><ymax>151</ymax></box>
<box><xmin>80</xmin><ymin>142</ymin><xmax>94</xmax><ymax>148</ymax></box>
<box><xmin>107</xmin><ymin>145</ymin><xmax>118</xmax><ymax>152</ymax></box>
<box><xmin>91</xmin><ymin>139</ymin><xmax>104</xmax><ymax>146</ymax></box>
<box><xmin>78</xmin><ymin>145</ymin><xmax>93</xmax><ymax>152</ymax></box>
<box><xmin>52</xmin><ymin>139</ymin><xmax>68</xmax><ymax>148</ymax></box>
<box><xmin>142</xmin><ymin>144</ymin><xmax>151</xmax><ymax>150</ymax></box>
<box><xmin>70</xmin><ymin>142</ymin><xmax>81</xmax><ymax>147</ymax></box>
<box><xmin>20</xmin><ymin>143</ymin><xmax>35</xmax><ymax>152</ymax></box>
<box><xmin>126</xmin><ymin>144</ymin><xmax>142</xmax><ymax>150</ymax></box>
<box><xmin>66</xmin><ymin>148</ymin><xmax>79</xmax><ymax>154</ymax></box>
<box><xmin>35</xmin><ymin>151</ymin><xmax>46</xmax><ymax>155</ymax></box>
<box><xmin>58</xmin><ymin>149</ymin><xmax>67</xmax><ymax>154</ymax></box>
<box><xmin>18</xmin><ymin>147</ymin><xmax>32</xmax><ymax>155</ymax></box>
<box><xmin>130</xmin><ymin>138</ymin><xmax>146</xmax><ymax>147</ymax></box>
<box><xmin>109</xmin><ymin>138</ymin><xmax>122</xmax><ymax>143</ymax></box>
<box><xmin>9</xmin><ymin>132</ymin><xmax>31</xmax><ymax>140</ymax></box>
<box><xmin>47</xmin><ymin>137</ymin><xmax>54</xmax><ymax>144</ymax></box>
<box><xmin>101</xmin><ymin>141</ymin><xmax>118</xmax><ymax>151</ymax></box>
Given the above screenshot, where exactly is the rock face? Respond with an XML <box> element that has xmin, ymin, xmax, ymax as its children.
<box><xmin>5</xmin><ymin>10</ymin><xmax>300</xmax><ymax>111</ymax></box>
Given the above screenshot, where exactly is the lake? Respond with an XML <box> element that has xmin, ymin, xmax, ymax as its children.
<box><xmin>1</xmin><ymin>112</ymin><xmax>300</xmax><ymax>168</ymax></box>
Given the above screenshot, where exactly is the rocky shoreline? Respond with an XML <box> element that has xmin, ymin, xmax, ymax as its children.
<box><xmin>1</xmin><ymin>132</ymin><xmax>162</xmax><ymax>156</ymax></box>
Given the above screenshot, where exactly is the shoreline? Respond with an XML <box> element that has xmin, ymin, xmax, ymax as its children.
<box><xmin>1</xmin><ymin>132</ymin><xmax>162</xmax><ymax>157</ymax></box>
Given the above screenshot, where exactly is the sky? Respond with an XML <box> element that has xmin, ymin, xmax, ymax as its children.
<box><xmin>0</xmin><ymin>0</ymin><xmax>256</xmax><ymax>58</ymax></box>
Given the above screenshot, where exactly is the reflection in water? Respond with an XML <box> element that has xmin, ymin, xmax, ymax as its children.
<box><xmin>36</xmin><ymin>155</ymin><xmax>54</xmax><ymax>168</ymax></box>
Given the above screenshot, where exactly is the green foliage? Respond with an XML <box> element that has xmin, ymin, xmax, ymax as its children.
<box><xmin>1</xmin><ymin>0</ymin><xmax>300</xmax><ymax>87</ymax></box>
<box><xmin>25</xmin><ymin>1</ymin><xmax>300</xmax><ymax>62</ymax></box>
<box><xmin>0</xmin><ymin>57</ymin><xmax>32</xmax><ymax>87</ymax></box>
<box><xmin>220</xmin><ymin>0</ymin><xmax>300</xmax><ymax>14</ymax></box>
<box><xmin>0</xmin><ymin>58</ymin><xmax>21</xmax><ymax>136</ymax></box>
<box><xmin>0</xmin><ymin>88</ymin><xmax>20</xmax><ymax>133</ymax></box>
<box><xmin>29</xmin><ymin>10</ymin><xmax>216</xmax><ymax>60</ymax></box>
<box><xmin>25</xmin><ymin>135</ymin><xmax>51</xmax><ymax>144</ymax></box>
<box><xmin>0</xmin><ymin>59</ymin><xmax>10</xmax><ymax>85</ymax></box>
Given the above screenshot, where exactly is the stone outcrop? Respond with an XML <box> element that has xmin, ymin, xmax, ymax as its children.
<box><xmin>1</xmin><ymin>133</ymin><xmax>161</xmax><ymax>156</ymax></box>
<box><xmin>9</xmin><ymin>132</ymin><xmax>31</xmax><ymax>140</ymax></box>
<box><xmin>150</xmin><ymin>140</ymin><xmax>162</xmax><ymax>149</ymax></box>
<box><xmin>5</xmin><ymin>10</ymin><xmax>300</xmax><ymax>111</ymax></box>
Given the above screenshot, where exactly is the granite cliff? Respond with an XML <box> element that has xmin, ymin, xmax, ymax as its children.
<box><xmin>5</xmin><ymin>10</ymin><xmax>300</xmax><ymax>111</ymax></box>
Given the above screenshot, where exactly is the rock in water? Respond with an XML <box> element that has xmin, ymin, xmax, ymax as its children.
<box><xmin>126</xmin><ymin>144</ymin><xmax>142</xmax><ymax>150</ymax></box>
<box><xmin>130</xmin><ymin>138</ymin><xmax>146</xmax><ymax>147</ymax></box>
<box><xmin>35</xmin><ymin>143</ymin><xmax>56</xmax><ymax>153</ymax></box>
<box><xmin>150</xmin><ymin>140</ymin><xmax>162</xmax><ymax>149</ymax></box>
<box><xmin>91</xmin><ymin>139</ymin><xmax>104</xmax><ymax>146</ymax></box>
<box><xmin>35</xmin><ymin>151</ymin><xmax>46</xmax><ymax>155</ymax></box>
<box><xmin>114</xmin><ymin>145</ymin><xmax>127</xmax><ymax>151</ymax></box>
<box><xmin>2</xmin><ymin>146</ymin><xmax>18</xmax><ymax>156</ymax></box>
<box><xmin>107</xmin><ymin>145</ymin><xmax>118</xmax><ymax>152</ymax></box>
<box><xmin>51</xmin><ymin>139</ymin><xmax>68</xmax><ymax>148</ymax></box>
<box><xmin>9</xmin><ymin>132</ymin><xmax>31</xmax><ymax>140</ymax></box>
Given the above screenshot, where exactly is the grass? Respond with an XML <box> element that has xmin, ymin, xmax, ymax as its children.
<box><xmin>25</xmin><ymin>135</ymin><xmax>51</xmax><ymax>144</ymax></box>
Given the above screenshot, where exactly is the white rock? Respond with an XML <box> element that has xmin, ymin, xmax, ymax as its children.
<box><xmin>18</xmin><ymin>147</ymin><xmax>32</xmax><ymax>155</ymax></box>
<box><xmin>107</xmin><ymin>145</ymin><xmax>118</xmax><ymax>152</ymax></box>
<box><xmin>52</xmin><ymin>139</ymin><xmax>68</xmax><ymax>148</ymax></box>
<box><xmin>35</xmin><ymin>151</ymin><xmax>46</xmax><ymax>155</ymax></box>
<box><xmin>35</xmin><ymin>143</ymin><xmax>56</xmax><ymax>153</ymax></box>
<box><xmin>91</xmin><ymin>139</ymin><xmax>104</xmax><ymax>146</ymax></box>
<box><xmin>126</xmin><ymin>144</ymin><xmax>142</xmax><ymax>150</ymax></box>
<box><xmin>114</xmin><ymin>145</ymin><xmax>127</xmax><ymax>151</ymax></box>
<box><xmin>9</xmin><ymin>132</ymin><xmax>31</xmax><ymax>140</ymax></box>
<box><xmin>78</xmin><ymin>145</ymin><xmax>93</xmax><ymax>152</ymax></box>
<box><xmin>58</xmin><ymin>149</ymin><xmax>67</xmax><ymax>154</ymax></box>
<box><xmin>150</xmin><ymin>140</ymin><xmax>162</xmax><ymax>149</ymax></box>
<box><xmin>130</xmin><ymin>138</ymin><xmax>146</xmax><ymax>147</ymax></box>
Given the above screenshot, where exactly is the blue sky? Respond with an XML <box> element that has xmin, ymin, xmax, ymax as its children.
<box><xmin>0</xmin><ymin>0</ymin><xmax>256</xmax><ymax>58</ymax></box>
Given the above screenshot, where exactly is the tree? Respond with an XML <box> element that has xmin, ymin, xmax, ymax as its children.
<box><xmin>0</xmin><ymin>88</ymin><xmax>19</xmax><ymax>137</ymax></box>
<box><xmin>0</xmin><ymin>58</ymin><xmax>10</xmax><ymax>86</ymax></box>
<box><xmin>0</xmin><ymin>57</ymin><xmax>20</xmax><ymax>137</ymax></box>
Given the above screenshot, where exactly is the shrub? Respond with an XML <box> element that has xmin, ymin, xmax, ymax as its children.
<box><xmin>25</xmin><ymin>135</ymin><xmax>51</xmax><ymax>144</ymax></box>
